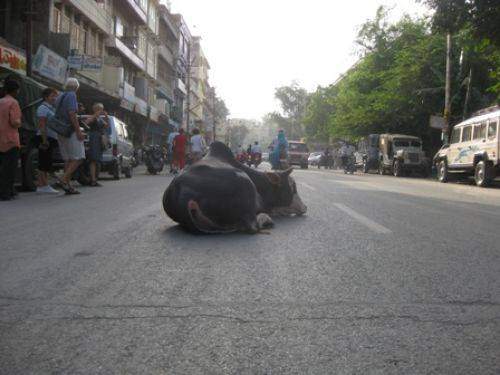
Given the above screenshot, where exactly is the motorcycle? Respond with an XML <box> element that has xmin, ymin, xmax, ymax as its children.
<box><xmin>318</xmin><ymin>153</ymin><xmax>334</xmax><ymax>169</ymax></box>
<box><xmin>144</xmin><ymin>145</ymin><xmax>164</xmax><ymax>175</ymax></box>
<box><xmin>236</xmin><ymin>152</ymin><xmax>248</xmax><ymax>164</ymax></box>
<box><xmin>343</xmin><ymin>155</ymin><xmax>356</xmax><ymax>174</ymax></box>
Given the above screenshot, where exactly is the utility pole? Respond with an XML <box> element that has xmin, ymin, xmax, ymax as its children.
<box><xmin>463</xmin><ymin>68</ymin><xmax>472</xmax><ymax>120</ymax></box>
<box><xmin>25</xmin><ymin>0</ymin><xmax>34</xmax><ymax>77</ymax></box>
<box><xmin>185</xmin><ymin>41</ymin><xmax>191</xmax><ymax>134</ymax></box>
<box><xmin>212</xmin><ymin>90</ymin><xmax>216</xmax><ymax>143</ymax></box>
<box><xmin>443</xmin><ymin>32</ymin><xmax>452</xmax><ymax>144</ymax></box>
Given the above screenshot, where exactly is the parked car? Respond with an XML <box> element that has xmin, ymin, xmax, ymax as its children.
<box><xmin>288</xmin><ymin>141</ymin><xmax>309</xmax><ymax>169</ymax></box>
<box><xmin>79</xmin><ymin>115</ymin><xmax>134</xmax><ymax>180</ymax></box>
<box><xmin>308</xmin><ymin>152</ymin><xmax>322</xmax><ymax>166</ymax></box>
<box><xmin>355</xmin><ymin>134</ymin><xmax>380</xmax><ymax>173</ymax></box>
<box><xmin>378</xmin><ymin>134</ymin><xmax>429</xmax><ymax>177</ymax></box>
<box><xmin>434</xmin><ymin>106</ymin><xmax>499</xmax><ymax>187</ymax></box>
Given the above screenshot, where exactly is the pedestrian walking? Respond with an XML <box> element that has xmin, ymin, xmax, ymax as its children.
<box><xmin>0</xmin><ymin>79</ymin><xmax>22</xmax><ymax>201</ymax></box>
<box><xmin>167</xmin><ymin>127</ymin><xmax>179</xmax><ymax>173</ymax></box>
<box><xmin>35</xmin><ymin>87</ymin><xmax>60</xmax><ymax>194</ymax></box>
<box><xmin>84</xmin><ymin>103</ymin><xmax>109</xmax><ymax>187</ymax></box>
<box><xmin>190</xmin><ymin>128</ymin><xmax>206</xmax><ymax>162</ymax></box>
<box><xmin>55</xmin><ymin>78</ymin><xmax>85</xmax><ymax>195</ymax></box>
<box><xmin>172</xmin><ymin>128</ymin><xmax>187</xmax><ymax>172</ymax></box>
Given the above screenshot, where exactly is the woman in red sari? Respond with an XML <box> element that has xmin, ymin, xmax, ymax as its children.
<box><xmin>173</xmin><ymin>128</ymin><xmax>187</xmax><ymax>172</ymax></box>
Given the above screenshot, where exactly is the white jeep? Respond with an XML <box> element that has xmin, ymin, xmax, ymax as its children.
<box><xmin>434</xmin><ymin>106</ymin><xmax>499</xmax><ymax>187</ymax></box>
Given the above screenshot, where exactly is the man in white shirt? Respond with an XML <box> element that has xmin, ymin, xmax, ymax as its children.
<box><xmin>190</xmin><ymin>128</ymin><xmax>206</xmax><ymax>162</ymax></box>
<box><xmin>251</xmin><ymin>141</ymin><xmax>262</xmax><ymax>155</ymax></box>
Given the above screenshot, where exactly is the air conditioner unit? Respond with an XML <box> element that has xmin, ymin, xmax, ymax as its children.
<box><xmin>102</xmin><ymin>65</ymin><xmax>124</xmax><ymax>94</ymax></box>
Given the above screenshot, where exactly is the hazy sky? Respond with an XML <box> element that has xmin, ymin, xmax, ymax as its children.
<box><xmin>169</xmin><ymin>0</ymin><xmax>428</xmax><ymax>120</ymax></box>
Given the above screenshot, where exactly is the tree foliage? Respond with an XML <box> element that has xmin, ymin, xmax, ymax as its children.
<box><xmin>301</xmin><ymin>6</ymin><xmax>499</xmax><ymax>153</ymax></box>
<box><xmin>270</xmin><ymin>82</ymin><xmax>309</xmax><ymax>140</ymax></box>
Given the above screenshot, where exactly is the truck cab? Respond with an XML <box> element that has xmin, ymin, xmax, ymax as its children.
<box><xmin>378</xmin><ymin>134</ymin><xmax>429</xmax><ymax>177</ymax></box>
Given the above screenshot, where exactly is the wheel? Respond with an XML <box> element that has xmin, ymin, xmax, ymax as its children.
<box><xmin>23</xmin><ymin>148</ymin><xmax>39</xmax><ymax>191</ymax></box>
<box><xmin>474</xmin><ymin>161</ymin><xmax>493</xmax><ymax>187</ymax></box>
<box><xmin>363</xmin><ymin>161</ymin><xmax>369</xmax><ymax>174</ymax></box>
<box><xmin>378</xmin><ymin>161</ymin><xmax>385</xmax><ymax>175</ymax></box>
<box><xmin>112</xmin><ymin>162</ymin><xmax>120</xmax><ymax>180</ymax></box>
<box><xmin>393</xmin><ymin>160</ymin><xmax>403</xmax><ymax>177</ymax></box>
<box><xmin>76</xmin><ymin>164</ymin><xmax>91</xmax><ymax>186</ymax></box>
<box><xmin>437</xmin><ymin>160</ymin><xmax>449</xmax><ymax>183</ymax></box>
<box><xmin>124</xmin><ymin>167</ymin><xmax>132</xmax><ymax>179</ymax></box>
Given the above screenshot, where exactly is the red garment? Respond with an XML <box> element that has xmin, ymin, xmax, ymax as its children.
<box><xmin>0</xmin><ymin>95</ymin><xmax>21</xmax><ymax>152</ymax></box>
<box><xmin>173</xmin><ymin>134</ymin><xmax>187</xmax><ymax>169</ymax></box>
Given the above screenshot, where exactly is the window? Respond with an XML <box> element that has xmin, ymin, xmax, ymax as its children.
<box><xmin>461</xmin><ymin>126</ymin><xmax>472</xmax><ymax>142</ymax></box>
<box><xmin>450</xmin><ymin>127</ymin><xmax>461</xmax><ymax>144</ymax></box>
<box><xmin>410</xmin><ymin>140</ymin><xmax>421</xmax><ymax>148</ymax></box>
<box><xmin>473</xmin><ymin>123</ymin><xmax>487</xmax><ymax>140</ymax></box>
<box><xmin>394</xmin><ymin>140</ymin><xmax>410</xmax><ymax>147</ymax></box>
<box><xmin>488</xmin><ymin>121</ymin><xmax>498</xmax><ymax>140</ymax></box>
<box><xmin>137</xmin><ymin>32</ymin><xmax>147</xmax><ymax>59</ymax></box>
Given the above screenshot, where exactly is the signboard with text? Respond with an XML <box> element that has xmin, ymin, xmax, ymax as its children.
<box><xmin>32</xmin><ymin>45</ymin><xmax>68</xmax><ymax>84</ymax></box>
<box><xmin>68</xmin><ymin>55</ymin><xmax>102</xmax><ymax>71</ymax></box>
<box><xmin>0</xmin><ymin>42</ymin><xmax>26</xmax><ymax>75</ymax></box>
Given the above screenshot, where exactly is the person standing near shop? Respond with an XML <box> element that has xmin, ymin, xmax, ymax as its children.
<box><xmin>36</xmin><ymin>87</ymin><xmax>60</xmax><ymax>194</ymax></box>
<box><xmin>85</xmin><ymin>103</ymin><xmax>109</xmax><ymax>187</ymax></box>
<box><xmin>56</xmin><ymin>78</ymin><xmax>85</xmax><ymax>195</ymax></box>
<box><xmin>0</xmin><ymin>80</ymin><xmax>22</xmax><ymax>201</ymax></box>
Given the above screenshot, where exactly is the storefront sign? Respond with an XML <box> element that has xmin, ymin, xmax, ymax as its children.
<box><xmin>68</xmin><ymin>55</ymin><xmax>103</xmax><ymax>71</ymax></box>
<box><xmin>0</xmin><ymin>42</ymin><xmax>26</xmax><ymax>75</ymax></box>
<box><xmin>32</xmin><ymin>45</ymin><xmax>68</xmax><ymax>84</ymax></box>
<box><xmin>120</xmin><ymin>98</ymin><xmax>135</xmax><ymax>112</ymax></box>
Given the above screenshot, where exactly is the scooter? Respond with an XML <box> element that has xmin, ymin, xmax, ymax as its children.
<box><xmin>144</xmin><ymin>145</ymin><xmax>164</xmax><ymax>175</ymax></box>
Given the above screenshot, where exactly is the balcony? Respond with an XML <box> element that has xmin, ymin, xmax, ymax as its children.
<box><xmin>124</xmin><ymin>0</ymin><xmax>147</xmax><ymax>25</ymax></box>
<box><xmin>176</xmin><ymin>78</ymin><xmax>187</xmax><ymax>95</ymax></box>
<box><xmin>66</xmin><ymin>0</ymin><xmax>113</xmax><ymax>35</ymax></box>
<box><xmin>157</xmin><ymin>44</ymin><xmax>174</xmax><ymax>67</ymax></box>
<box><xmin>106</xmin><ymin>36</ymin><xmax>145</xmax><ymax>71</ymax></box>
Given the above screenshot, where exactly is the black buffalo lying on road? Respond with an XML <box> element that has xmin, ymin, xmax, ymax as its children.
<box><xmin>163</xmin><ymin>142</ymin><xmax>307</xmax><ymax>234</ymax></box>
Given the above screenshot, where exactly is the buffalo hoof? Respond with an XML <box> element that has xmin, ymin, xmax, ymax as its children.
<box><xmin>257</xmin><ymin>213</ymin><xmax>274</xmax><ymax>230</ymax></box>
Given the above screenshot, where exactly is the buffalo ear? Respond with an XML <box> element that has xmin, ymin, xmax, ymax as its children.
<box><xmin>283</xmin><ymin>167</ymin><xmax>294</xmax><ymax>176</ymax></box>
<box><xmin>265</xmin><ymin>172</ymin><xmax>281</xmax><ymax>185</ymax></box>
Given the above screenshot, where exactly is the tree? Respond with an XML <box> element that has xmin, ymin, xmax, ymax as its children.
<box><xmin>271</xmin><ymin>82</ymin><xmax>310</xmax><ymax>140</ymax></box>
<box><xmin>421</xmin><ymin>0</ymin><xmax>500</xmax><ymax>46</ymax></box>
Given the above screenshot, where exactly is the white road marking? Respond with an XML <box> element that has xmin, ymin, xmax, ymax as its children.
<box><xmin>301</xmin><ymin>183</ymin><xmax>317</xmax><ymax>191</ymax></box>
<box><xmin>333</xmin><ymin>203</ymin><xmax>392</xmax><ymax>234</ymax></box>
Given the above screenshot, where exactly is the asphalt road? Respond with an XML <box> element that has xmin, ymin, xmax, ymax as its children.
<box><xmin>1</xmin><ymin>165</ymin><xmax>500</xmax><ymax>374</ymax></box>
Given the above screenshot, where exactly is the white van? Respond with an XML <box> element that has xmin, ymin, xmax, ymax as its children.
<box><xmin>434</xmin><ymin>106</ymin><xmax>499</xmax><ymax>187</ymax></box>
<box><xmin>80</xmin><ymin>115</ymin><xmax>134</xmax><ymax>179</ymax></box>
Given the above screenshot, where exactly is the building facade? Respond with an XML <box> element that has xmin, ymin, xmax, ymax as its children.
<box><xmin>0</xmin><ymin>0</ymin><xmax>217</xmax><ymax>147</ymax></box>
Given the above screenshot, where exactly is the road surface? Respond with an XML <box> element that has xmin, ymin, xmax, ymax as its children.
<box><xmin>1</xmin><ymin>167</ymin><xmax>499</xmax><ymax>374</ymax></box>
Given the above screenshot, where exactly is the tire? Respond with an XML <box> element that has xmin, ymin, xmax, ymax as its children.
<box><xmin>437</xmin><ymin>160</ymin><xmax>449</xmax><ymax>183</ymax></box>
<box><xmin>23</xmin><ymin>148</ymin><xmax>39</xmax><ymax>191</ymax></box>
<box><xmin>76</xmin><ymin>164</ymin><xmax>91</xmax><ymax>186</ymax></box>
<box><xmin>112</xmin><ymin>162</ymin><xmax>120</xmax><ymax>180</ymax></box>
<box><xmin>363</xmin><ymin>161</ymin><xmax>369</xmax><ymax>174</ymax></box>
<box><xmin>124</xmin><ymin>167</ymin><xmax>132</xmax><ymax>179</ymax></box>
<box><xmin>393</xmin><ymin>160</ymin><xmax>403</xmax><ymax>177</ymax></box>
<box><xmin>474</xmin><ymin>161</ymin><xmax>492</xmax><ymax>187</ymax></box>
<box><xmin>378</xmin><ymin>161</ymin><xmax>385</xmax><ymax>175</ymax></box>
